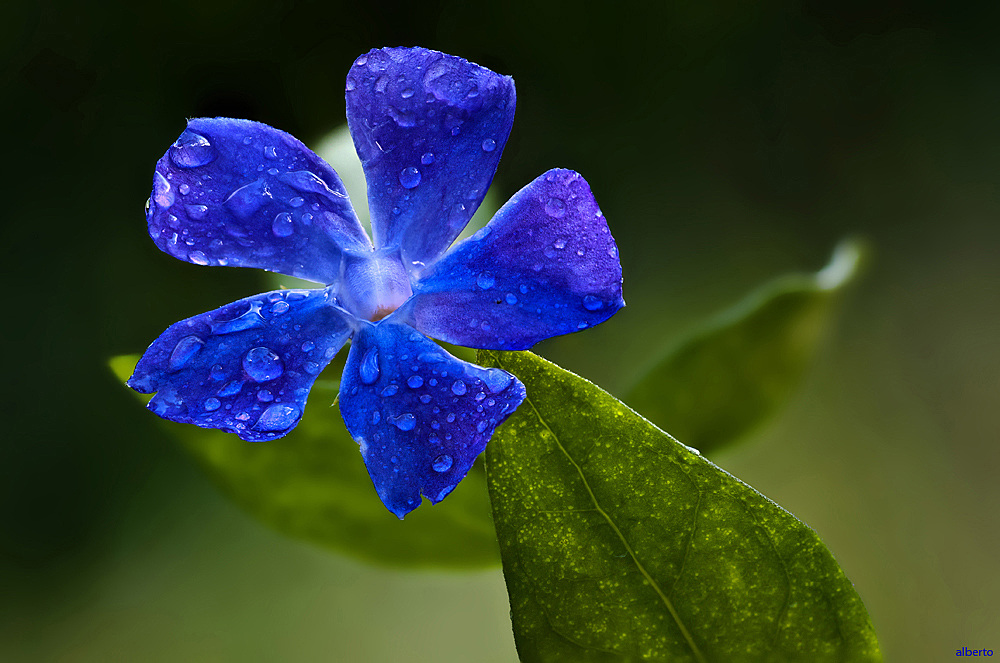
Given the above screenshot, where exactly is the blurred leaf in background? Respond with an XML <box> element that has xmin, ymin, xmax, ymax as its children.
<box><xmin>626</xmin><ymin>239</ymin><xmax>865</xmax><ymax>455</ymax></box>
<box><xmin>481</xmin><ymin>349</ymin><xmax>881</xmax><ymax>663</ymax></box>
<box><xmin>109</xmin><ymin>354</ymin><xmax>500</xmax><ymax>569</ymax></box>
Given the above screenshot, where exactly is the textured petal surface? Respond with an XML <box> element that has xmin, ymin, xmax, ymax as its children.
<box><xmin>128</xmin><ymin>288</ymin><xmax>353</xmax><ymax>441</ymax></box>
<box><xmin>147</xmin><ymin>118</ymin><xmax>370</xmax><ymax>284</ymax></box>
<box><xmin>338</xmin><ymin>320</ymin><xmax>525</xmax><ymax>518</ymax></box>
<box><xmin>345</xmin><ymin>47</ymin><xmax>516</xmax><ymax>267</ymax></box>
<box><xmin>399</xmin><ymin>169</ymin><xmax>625</xmax><ymax>350</ymax></box>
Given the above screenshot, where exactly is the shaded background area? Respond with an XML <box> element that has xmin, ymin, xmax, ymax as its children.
<box><xmin>2</xmin><ymin>0</ymin><xmax>998</xmax><ymax>660</ymax></box>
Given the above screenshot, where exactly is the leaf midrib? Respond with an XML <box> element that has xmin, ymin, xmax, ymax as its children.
<box><xmin>494</xmin><ymin>353</ymin><xmax>707</xmax><ymax>663</ymax></box>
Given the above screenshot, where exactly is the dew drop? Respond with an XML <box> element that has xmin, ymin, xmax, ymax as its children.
<box><xmin>583</xmin><ymin>295</ymin><xmax>603</xmax><ymax>311</ymax></box>
<box><xmin>168</xmin><ymin>335</ymin><xmax>203</xmax><ymax>370</ymax></box>
<box><xmin>209</xmin><ymin>364</ymin><xmax>225</xmax><ymax>381</ymax></box>
<box><xmin>301</xmin><ymin>341</ymin><xmax>315</xmax><ymax>352</ymax></box>
<box><xmin>289</xmin><ymin>196</ymin><xmax>305</xmax><ymax>208</ymax></box>
<box><xmin>186</xmin><ymin>204</ymin><xmax>208</xmax><ymax>220</ymax></box>
<box><xmin>271</xmin><ymin>301</ymin><xmax>290</xmax><ymax>315</ymax></box>
<box><xmin>399</xmin><ymin>166</ymin><xmax>421</xmax><ymax>189</ymax></box>
<box><xmin>243</xmin><ymin>347</ymin><xmax>284</xmax><ymax>382</ymax></box>
<box><xmin>407</xmin><ymin>375</ymin><xmax>424</xmax><ymax>389</ymax></box>
<box><xmin>420</xmin><ymin>394</ymin><xmax>432</xmax><ymax>404</ymax></box>
<box><xmin>432</xmin><ymin>454</ymin><xmax>453</xmax><ymax>472</ymax></box>
<box><xmin>153</xmin><ymin>171</ymin><xmax>174</xmax><ymax>208</ymax></box>
<box><xmin>505</xmin><ymin>293</ymin><xmax>518</xmax><ymax>305</ymax></box>
<box><xmin>477</xmin><ymin>271</ymin><xmax>495</xmax><ymax>289</ymax></box>
<box><xmin>391</xmin><ymin>413</ymin><xmax>416</xmax><ymax>431</ymax></box>
<box><xmin>401</xmin><ymin>88</ymin><xmax>414</xmax><ymax>98</ymax></box>
<box><xmin>170</xmin><ymin>130</ymin><xmax>217</xmax><ymax>168</ymax></box>
<box><xmin>257</xmin><ymin>389</ymin><xmax>274</xmax><ymax>402</ymax></box>
<box><xmin>446</xmin><ymin>413</ymin><xmax>456</xmax><ymax>423</ymax></box>
<box><xmin>545</xmin><ymin>197</ymin><xmax>566</xmax><ymax>218</ymax></box>
<box><xmin>179</xmin><ymin>183</ymin><xmax>190</xmax><ymax>195</ymax></box>
<box><xmin>272</xmin><ymin>212</ymin><xmax>294</xmax><ymax>237</ymax></box>
<box><xmin>482</xmin><ymin>368</ymin><xmax>512</xmax><ymax>393</ymax></box>
<box><xmin>481</xmin><ymin>138</ymin><xmax>496</xmax><ymax>152</ymax></box>
<box><xmin>304</xmin><ymin>361</ymin><xmax>321</xmax><ymax>375</ymax></box>
<box><xmin>224</xmin><ymin>179</ymin><xmax>268</xmax><ymax>219</ymax></box>
<box><xmin>255</xmin><ymin>404</ymin><xmax>300</xmax><ymax>431</ymax></box>
<box><xmin>218</xmin><ymin>380</ymin><xmax>243</xmax><ymax>397</ymax></box>
<box><xmin>554</xmin><ymin>238</ymin><xmax>567</xmax><ymax>250</ymax></box>
<box><xmin>381</xmin><ymin>384</ymin><xmax>399</xmax><ymax>397</ymax></box>
<box><xmin>476</xmin><ymin>420</ymin><xmax>488</xmax><ymax>433</ymax></box>
<box><xmin>346</xmin><ymin>77</ymin><xmax>356</xmax><ymax>91</ymax></box>
<box><xmin>189</xmin><ymin>250</ymin><xmax>209</xmax><ymax>265</ymax></box>
<box><xmin>371</xmin><ymin>410</ymin><xmax>381</xmax><ymax>425</ymax></box>
<box><xmin>421</xmin><ymin>152</ymin><xmax>435</xmax><ymax>165</ymax></box>
<box><xmin>451</xmin><ymin>380</ymin><xmax>467</xmax><ymax>396</ymax></box>
<box><xmin>360</xmin><ymin>347</ymin><xmax>380</xmax><ymax>384</ymax></box>
<box><xmin>263</xmin><ymin>145</ymin><xmax>278</xmax><ymax>159</ymax></box>
<box><xmin>204</xmin><ymin>397</ymin><xmax>221</xmax><ymax>411</ymax></box>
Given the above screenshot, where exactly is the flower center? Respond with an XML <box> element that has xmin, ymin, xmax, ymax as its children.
<box><xmin>339</xmin><ymin>248</ymin><xmax>413</xmax><ymax>322</ymax></box>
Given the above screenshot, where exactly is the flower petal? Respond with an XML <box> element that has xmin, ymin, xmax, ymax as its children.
<box><xmin>399</xmin><ymin>169</ymin><xmax>624</xmax><ymax>350</ymax></box>
<box><xmin>345</xmin><ymin>47</ymin><xmax>516</xmax><ymax>267</ymax></box>
<box><xmin>128</xmin><ymin>287</ymin><xmax>354</xmax><ymax>441</ymax></box>
<box><xmin>147</xmin><ymin>118</ymin><xmax>371</xmax><ymax>284</ymax></box>
<box><xmin>338</xmin><ymin>320</ymin><xmax>525</xmax><ymax>518</ymax></box>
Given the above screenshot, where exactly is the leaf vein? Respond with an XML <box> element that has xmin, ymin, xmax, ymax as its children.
<box><xmin>499</xmin><ymin>353</ymin><xmax>707</xmax><ymax>663</ymax></box>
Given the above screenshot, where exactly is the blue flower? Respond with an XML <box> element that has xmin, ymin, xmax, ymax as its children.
<box><xmin>128</xmin><ymin>47</ymin><xmax>625</xmax><ymax>518</ymax></box>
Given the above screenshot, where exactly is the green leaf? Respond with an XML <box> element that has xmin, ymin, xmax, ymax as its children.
<box><xmin>625</xmin><ymin>239</ymin><xmax>865</xmax><ymax>455</ymax></box>
<box><xmin>109</xmin><ymin>354</ymin><xmax>499</xmax><ymax>569</ymax></box>
<box><xmin>480</xmin><ymin>349</ymin><xmax>881</xmax><ymax>663</ymax></box>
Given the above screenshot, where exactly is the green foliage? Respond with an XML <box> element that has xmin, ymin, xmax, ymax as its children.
<box><xmin>480</xmin><ymin>349</ymin><xmax>881</xmax><ymax>663</ymax></box>
<box><xmin>109</xmin><ymin>355</ymin><xmax>499</xmax><ymax>569</ymax></box>
<box><xmin>626</xmin><ymin>240</ymin><xmax>864</xmax><ymax>455</ymax></box>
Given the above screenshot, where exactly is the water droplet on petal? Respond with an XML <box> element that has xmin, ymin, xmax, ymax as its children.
<box><xmin>401</xmin><ymin>88</ymin><xmax>414</xmax><ymax>98</ymax></box>
<box><xmin>505</xmin><ymin>293</ymin><xmax>518</xmax><ymax>305</ymax></box>
<box><xmin>399</xmin><ymin>166</ymin><xmax>421</xmax><ymax>189</ymax></box>
<box><xmin>476</xmin><ymin>420</ymin><xmax>488</xmax><ymax>433</ymax></box>
<box><xmin>257</xmin><ymin>389</ymin><xmax>274</xmax><ymax>402</ymax></box>
<box><xmin>301</xmin><ymin>341</ymin><xmax>315</xmax><ymax>352</ymax></box>
<box><xmin>170</xmin><ymin>130</ymin><xmax>217</xmax><ymax>169</ymax></box>
<box><xmin>420</xmin><ymin>394</ymin><xmax>432</xmax><ymax>404</ymax></box>
<box><xmin>218</xmin><ymin>380</ymin><xmax>243</xmax><ymax>397</ymax></box>
<box><xmin>391</xmin><ymin>413</ymin><xmax>416</xmax><ymax>431</ymax></box>
<box><xmin>360</xmin><ymin>347</ymin><xmax>380</xmax><ymax>384</ymax></box>
<box><xmin>545</xmin><ymin>197</ymin><xmax>566</xmax><ymax>218</ymax></box>
<box><xmin>407</xmin><ymin>375</ymin><xmax>424</xmax><ymax>389</ymax></box>
<box><xmin>421</xmin><ymin>152</ymin><xmax>435</xmax><ymax>165</ymax></box>
<box><xmin>243</xmin><ymin>347</ymin><xmax>283</xmax><ymax>382</ymax></box>
<box><xmin>189</xmin><ymin>251</ymin><xmax>209</xmax><ymax>265</ymax></box>
<box><xmin>169</xmin><ymin>335</ymin><xmax>203</xmax><ymax>370</ymax></box>
<box><xmin>271</xmin><ymin>301</ymin><xmax>290</xmax><ymax>315</ymax></box>
<box><xmin>554</xmin><ymin>238</ymin><xmax>567</xmax><ymax>250</ymax></box>
<box><xmin>432</xmin><ymin>454</ymin><xmax>453</xmax><ymax>472</ymax></box>
<box><xmin>153</xmin><ymin>171</ymin><xmax>174</xmax><ymax>208</ymax></box>
<box><xmin>451</xmin><ymin>380</ymin><xmax>467</xmax><ymax>396</ymax></box>
<box><xmin>481</xmin><ymin>138</ymin><xmax>496</xmax><ymax>152</ymax></box>
<box><xmin>583</xmin><ymin>295</ymin><xmax>603</xmax><ymax>311</ymax></box>
<box><xmin>255</xmin><ymin>404</ymin><xmax>300</xmax><ymax>431</ymax></box>
<box><xmin>224</xmin><ymin>179</ymin><xmax>269</xmax><ymax>219</ymax></box>
<box><xmin>179</xmin><ymin>183</ymin><xmax>190</xmax><ymax>195</ymax></box>
<box><xmin>209</xmin><ymin>364</ymin><xmax>225</xmax><ymax>381</ymax></box>
<box><xmin>204</xmin><ymin>397</ymin><xmax>221</xmax><ymax>411</ymax></box>
<box><xmin>289</xmin><ymin>196</ymin><xmax>305</xmax><ymax>208</ymax></box>
<box><xmin>272</xmin><ymin>212</ymin><xmax>294</xmax><ymax>237</ymax></box>
<box><xmin>477</xmin><ymin>272</ymin><xmax>495</xmax><ymax>289</ymax></box>
<box><xmin>185</xmin><ymin>204</ymin><xmax>208</xmax><ymax>220</ymax></box>
<box><xmin>304</xmin><ymin>361</ymin><xmax>320</xmax><ymax>375</ymax></box>
<box><xmin>381</xmin><ymin>384</ymin><xmax>399</xmax><ymax>397</ymax></box>
<box><xmin>263</xmin><ymin>145</ymin><xmax>278</xmax><ymax>159</ymax></box>
<box><xmin>482</xmin><ymin>368</ymin><xmax>512</xmax><ymax>394</ymax></box>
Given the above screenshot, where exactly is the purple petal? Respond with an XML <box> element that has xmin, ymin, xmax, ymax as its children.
<box><xmin>128</xmin><ymin>287</ymin><xmax>354</xmax><ymax>441</ymax></box>
<box><xmin>147</xmin><ymin>118</ymin><xmax>371</xmax><ymax>284</ymax></box>
<box><xmin>338</xmin><ymin>320</ymin><xmax>525</xmax><ymax>518</ymax></box>
<box><xmin>345</xmin><ymin>47</ymin><xmax>516</xmax><ymax>266</ymax></box>
<box><xmin>398</xmin><ymin>169</ymin><xmax>624</xmax><ymax>350</ymax></box>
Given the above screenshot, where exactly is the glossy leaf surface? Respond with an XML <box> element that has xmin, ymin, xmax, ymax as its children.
<box><xmin>480</xmin><ymin>349</ymin><xmax>881</xmax><ymax>663</ymax></box>
<box><xmin>626</xmin><ymin>240</ymin><xmax>864</xmax><ymax>455</ymax></box>
<box><xmin>111</xmin><ymin>354</ymin><xmax>499</xmax><ymax>568</ymax></box>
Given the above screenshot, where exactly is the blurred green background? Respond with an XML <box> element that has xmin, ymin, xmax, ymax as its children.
<box><xmin>3</xmin><ymin>1</ymin><xmax>998</xmax><ymax>661</ymax></box>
